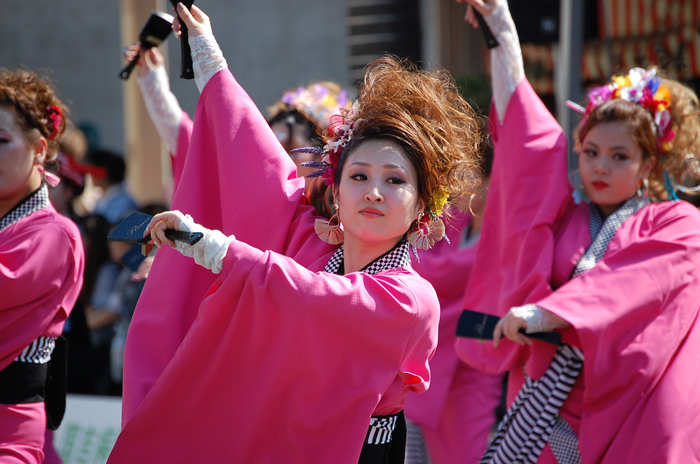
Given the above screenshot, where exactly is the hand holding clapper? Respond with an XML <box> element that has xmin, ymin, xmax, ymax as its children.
<box><xmin>119</xmin><ymin>11</ymin><xmax>173</xmax><ymax>80</ymax></box>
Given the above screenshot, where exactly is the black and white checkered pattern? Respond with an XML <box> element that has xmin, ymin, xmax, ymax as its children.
<box><xmin>367</xmin><ymin>415</ymin><xmax>399</xmax><ymax>445</ymax></box>
<box><xmin>482</xmin><ymin>196</ymin><xmax>649</xmax><ymax>464</ymax></box>
<box><xmin>323</xmin><ymin>241</ymin><xmax>410</xmax><ymax>276</ymax></box>
<box><xmin>15</xmin><ymin>336</ymin><xmax>57</xmax><ymax>364</ymax></box>
<box><xmin>323</xmin><ymin>248</ymin><xmax>345</xmax><ymax>274</ymax></box>
<box><xmin>571</xmin><ymin>196</ymin><xmax>649</xmax><ymax>279</ymax></box>
<box><xmin>549</xmin><ymin>416</ymin><xmax>582</xmax><ymax>464</ymax></box>
<box><xmin>0</xmin><ymin>184</ymin><xmax>49</xmax><ymax>231</ymax></box>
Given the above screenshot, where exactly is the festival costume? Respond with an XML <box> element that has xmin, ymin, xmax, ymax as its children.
<box><xmin>455</xmin><ymin>73</ymin><xmax>700</xmax><ymax>463</ymax></box>
<box><xmin>0</xmin><ymin>184</ymin><xmax>84</xmax><ymax>463</ymax></box>
<box><xmin>405</xmin><ymin>211</ymin><xmax>502</xmax><ymax>464</ymax></box>
<box><xmin>112</xmin><ymin>35</ymin><xmax>439</xmax><ymax>463</ymax></box>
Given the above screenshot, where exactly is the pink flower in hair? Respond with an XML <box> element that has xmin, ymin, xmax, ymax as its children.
<box><xmin>45</xmin><ymin>105</ymin><xmax>62</xmax><ymax>139</ymax></box>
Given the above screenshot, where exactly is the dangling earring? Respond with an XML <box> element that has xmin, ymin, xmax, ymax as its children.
<box><xmin>38</xmin><ymin>165</ymin><xmax>61</xmax><ymax>187</ymax></box>
<box><xmin>637</xmin><ymin>177</ymin><xmax>649</xmax><ymax>198</ymax></box>
<box><xmin>315</xmin><ymin>203</ymin><xmax>344</xmax><ymax>244</ymax></box>
<box><xmin>407</xmin><ymin>213</ymin><xmax>445</xmax><ymax>250</ymax></box>
<box><xmin>570</xmin><ymin>169</ymin><xmax>584</xmax><ymax>189</ymax></box>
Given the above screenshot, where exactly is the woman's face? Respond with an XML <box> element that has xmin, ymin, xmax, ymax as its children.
<box><xmin>335</xmin><ymin>139</ymin><xmax>424</xmax><ymax>247</ymax></box>
<box><xmin>579</xmin><ymin>121</ymin><xmax>655</xmax><ymax>216</ymax></box>
<box><xmin>0</xmin><ymin>106</ymin><xmax>44</xmax><ymax>207</ymax></box>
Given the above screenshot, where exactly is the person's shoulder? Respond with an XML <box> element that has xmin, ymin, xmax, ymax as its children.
<box><xmin>645</xmin><ymin>200</ymin><xmax>700</xmax><ymax>226</ymax></box>
<box><xmin>15</xmin><ymin>207</ymin><xmax>82</xmax><ymax>246</ymax></box>
<box><xmin>376</xmin><ymin>266</ymin><xmax>440</xmax><ymax>312</ymax></box>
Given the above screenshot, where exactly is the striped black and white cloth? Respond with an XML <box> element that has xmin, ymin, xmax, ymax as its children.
<box><xmin>367</xmin><ymin>415</ymin><xmax>399</xmax><ymax>445</ymax></box>
<box><xmin>0</xmin><ymin>183</ymin><xmax>49</xmax><ymax>231</ymax></box>
<box><xmin>15</xmin><ymin>336</ymin><xmax>57</xmax><ymax>364</ymax></box>
<box><xmin>482</xmin><ymin>195</ymin><xmax>649</xmax><ymax>464</ymax></box>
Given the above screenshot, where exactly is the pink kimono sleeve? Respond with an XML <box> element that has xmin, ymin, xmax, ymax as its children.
<box><xmin>169</xmin><ymin>111</ymin><xmax>193</xmax><ymax>195</ymax></box>
<box><xmin>536</xmin><ymin>201</ymin><xmax>700</xmax><ymax>464</ymax></box>
<box><xmin>122</xmin><ymin>69</ymin><xmax>333</xmax><ymax>424</ymax></box>
<box><xmin>455</xmin><ymin>78</ymin><xmax>571</xmax><ymax>375</ymax></box>
<box><xmin>109</xmin><ymin>240</ymin><xmax>438</xmax><ymax>464</ymax></box>
<box><xmin>0</xmin><ymin>214</ymin><xmax>83</xmax><ymax>370</ymax></box>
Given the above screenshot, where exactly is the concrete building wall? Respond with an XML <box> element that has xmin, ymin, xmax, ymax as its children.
<box><xmin>0</xmin><ymin>0</ymin><xmax>349</xmax><ymax>154</ymax></box>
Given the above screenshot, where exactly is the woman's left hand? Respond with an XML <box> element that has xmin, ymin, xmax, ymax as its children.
<box><xmin>493</xmin><ymin>306</ymin><xmax>571</xmax><ymax>347</ymax></box>
<box><xmin>144</xmin><ymin>210</ymin><xmax>188</xmax><ymax>249</ymax></box>
<box><xmin>172</xmin><ymin>3</ymin><xmax>212</xmax><ymax>37</ymax></box>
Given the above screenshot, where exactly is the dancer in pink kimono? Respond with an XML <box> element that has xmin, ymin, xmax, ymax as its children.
<box><xmin>108</xmin><ymin>4</ymin><xmax>483</xmax><ymax>464</ymax></box>
<box><xmin>0</xmin><ymin>70</ymin><xmax>84</xmax><ymax>463</ymax></box>
<box><xmin>456</xmin><ymin>1</ymin><xmax>700</xmax><ymax>463</ymax></box>
<box><xmin>405</xmin><ymin>168</ymin><xmax>504</xmax><ymax>464</ymax></box>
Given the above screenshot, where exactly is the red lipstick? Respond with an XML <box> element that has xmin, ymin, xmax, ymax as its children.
<box><xmin>591</xmin><ymin>180</ymin><xmax>609</xmax><ymax>189</ymax></box>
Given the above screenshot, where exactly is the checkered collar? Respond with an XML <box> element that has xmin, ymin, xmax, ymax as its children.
<box><xmin>570</xmin><ymin>195</ymin><xmax>649</xmax><ymax>279</ymax></box>
<box><xmin>0</xmin><ymin>184</ymin><xmax>50</xmax><ymax>232</ymax></box>
<box><xmin>324</xmin><ymin>239</ymin><xmax>411</xmax><ymax>276</ymax></box>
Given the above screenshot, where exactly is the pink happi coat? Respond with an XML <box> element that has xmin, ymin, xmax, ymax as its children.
<box><xmin>455</xmin><ymin>78</ymin><xmax>700</xmax><ymax>463</ymax></box>
<box><xmin>405</xmin><ymin>211</ymin><xmax>502</xmax><ymax>464</ymax></box>
<box><xmin>0</xmin><ymin>204</ymin><xmax>84</xmax><ymax>463</ymax></box>
<box><xmin>110</xmin><ymin>69</ymin><xmax>440</xmax><ymax>463</ymax></box>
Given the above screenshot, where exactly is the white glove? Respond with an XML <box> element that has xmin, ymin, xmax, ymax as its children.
<box><xmin>176</xmin><ymin>214</ymin><xmax>234</xmax><ymax>274</ymax></box>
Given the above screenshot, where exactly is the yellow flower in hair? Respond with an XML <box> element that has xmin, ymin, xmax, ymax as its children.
<box><xmin>612</xmin><ymin>75</ymin><xmax>632</xmax><ymax>88</ymax></box>
<box><xmin>654</xmin><ymin>85</ymin><xmax>671</xmax><ymax>109</ymax></box>
<box><xmin>429</xmin><ymin>186</ymin><xmax>450</xmax><ymax>217</ymax></box>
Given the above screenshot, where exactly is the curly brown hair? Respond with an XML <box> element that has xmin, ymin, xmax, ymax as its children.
<box><xmin>577</xmin><ymin>77</ymin><xmax>700</xmax><ymax>201</ymax></box>
<box><xmin>332</xmin><ymin>57</ymin><xmax>483</xmax><ymax>211</ymax></box>
<box><xmin>0</xmin><ymin>69</ymin><xmax>69</xmax><ymax>163</ymax></box>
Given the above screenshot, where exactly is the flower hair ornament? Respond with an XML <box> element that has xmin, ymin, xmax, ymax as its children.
<box><xmin>280</xmin><ymin>84</ymin><xmax>350</xmax><ymax>130</ymax></box>
<box><xmin>567</xmin><ymin>68</ymin><xmax>675</xmax><ymax>152</ymax></box>
<box><xmin>292</xmin><ymin>101</ymin><xmax>451</xmax><ymax>253</ymax></box>
<box><xmin>406</xmin><ymin>186</ymin><xmax>450</xmax><ymax>258</ymax></box>
<box><xmin>44</xmin><ymin>105</ymin><xmax>63</xmax><ymax>140</ymax></box>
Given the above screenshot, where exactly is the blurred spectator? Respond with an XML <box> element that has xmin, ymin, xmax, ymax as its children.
<box><xmin>85</xmin><ymin>149</ymin><xmax>138</xmax><ymax>224</ymax></box>
<box><xmin>83</xmin><ymin>205</ymin><xmax>165</xmax><ymax>394</ymax></box>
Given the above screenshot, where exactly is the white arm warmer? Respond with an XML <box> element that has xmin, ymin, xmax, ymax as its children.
<box><xmin>136</xmin><ymin>66</ymin><xmax>182</xmax><ymax>155</ymax></box>
<box><xmin>175</xmin><ymin>214</ymin><xmax>234</xmax><ymax>274</ymax></box>
<box><xmin>189</xmin><ymin>34</ymin><xmax>228</xmax><ymax>93</ymax></box>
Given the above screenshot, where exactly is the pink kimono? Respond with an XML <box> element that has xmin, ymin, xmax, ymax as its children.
<box><xmin>1</xmin><ymin>201</ymin><xmax>84</xmax><ymax>463</ymax></box>
<box><xmin>405</xmin><ymin>211</ymin><xmax>502</xmax><ymax>464</ymax></box>
<box><xmin>110</xmin><ymin>69</ymin><xmax>440</xmax><ymax>463</ymax></box>
<box><xmin>456</xmin><ymin>79</ymin><xmax>700</xmax><ymax>463</ymax></box>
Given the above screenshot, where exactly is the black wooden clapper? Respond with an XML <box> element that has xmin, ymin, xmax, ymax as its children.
<box><xmin>169</xmin><ymin>0</ymin><xmax>195</xmax><ymax>79</ymax></box>
<box><xmin>108</xmin><ymin>211</ymin><xmax>203</xmax><ymax>248</ymax></box>
<box><xmin>457</xmin><ymin>309</ymin><xmax>562</xmax><ymax>345</ymax></box>
<box><xmin>473</xmin><ymin>10</ymin><xmax>499</xmax><ymax>49</ymax></box>
<box><xmin>119</xmin><ymin>11</ymin><xmax>174</xmax><ymax>79</ymax></box>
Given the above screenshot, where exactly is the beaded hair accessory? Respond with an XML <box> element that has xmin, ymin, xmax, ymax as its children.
<box><xmin>566</xmin><ymin>67</ymin><xmax>675</xmax><ymax>153</ymax></box>
<box><xmin>292</xmin><ymin>101</ymin><xmax>450</xmax><ymax>253</ymax></box>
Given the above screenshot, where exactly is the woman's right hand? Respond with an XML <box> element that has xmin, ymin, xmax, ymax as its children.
<box><xmin>457</xmin><ymin>0</ymin><xmax>500</xmax><ymax>27</ymax></box>
<box><xmin>123</xmin><ymin>45</ymin><xmax>165</xmax><ymax>78</ymax></box>
<box><xmin>173</xmin><ymin>3</ymin><xmax>212</xmax><ymax>37</ymax></box>
<box><xmin>144</xmin><ymin>210</ymin><xmax>188</xmax><ymax>249</ymax></box>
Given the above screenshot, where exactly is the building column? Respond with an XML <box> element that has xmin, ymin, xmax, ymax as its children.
<box><xmin>120</xmin><ymin>0</ymin><xmax>172</xmax><ymax>207</ymax></box>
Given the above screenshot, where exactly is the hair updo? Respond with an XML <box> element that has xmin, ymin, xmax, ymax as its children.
<box><xmin>0</xmin><ymin>70</ymin><xmax>69</xmax><ymax>163</ymax></box>
<box><xmin>332</xmin><ymin>57</ymin><xmax>483</xmax><ymax>210</ymax></box>
<box><xmin>577</xmin><ymin>77</ymin><xmax>700</xmax><ymax>200</ymax></box>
